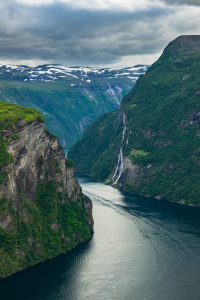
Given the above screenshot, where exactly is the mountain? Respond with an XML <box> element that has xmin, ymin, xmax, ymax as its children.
<box><xmin>0</xmin><ymin>101</ymin><xmax>93</xmax><ymax>279</ymax></box>
<box><xmin>68</xmin><ymin>35</ymin><xmax>200</xmax><ymax>206</ymax></box>
<box><xmin>0</xmin><ymin>64</ymin><xmax>148</xmax><ymax>147</ymax></box>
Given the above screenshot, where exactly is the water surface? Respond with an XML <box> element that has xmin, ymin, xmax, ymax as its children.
<box><xmin>0</xmin><ymin>174</ymin><xmax>200</xmax><ymax>300</ymax></box>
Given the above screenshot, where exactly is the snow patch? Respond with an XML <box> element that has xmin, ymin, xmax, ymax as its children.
<box><xmin>126</xmin><ymin>66</ymin><xmax>145</xmax><ymax>71</ymax></box>
<box><xmin>5</xmin><ymin>65</ymin><xmax>19</xmax><ymax>69</ymax></box>
<box><xmin>115</xmin><ymin>72</ymin><xmax>130</xmax><ymax>76</ymax></box>
<box><xmin>128</xmin><ymin>76</ymin><xmax>138</xmax><ymax>81</ymax></box>
<box><xmin>37</xmin><ymin>70</ymin><xmax>53</xmax><ymax>75</ymax></box>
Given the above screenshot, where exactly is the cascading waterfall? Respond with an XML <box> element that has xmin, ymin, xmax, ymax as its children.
<box><xmin>112</xmin><ymin>112</ymin><xmax>126</xmax><ymax>185</ymax></box>
<box><xmin>79</xmin><ymin>120</ymin><xmax>84</xmax><ymax>133</ymax></box>
<box><xmin>106</xmin><ymin>81</ymin><xmax>120</xmax><ymax>106</ymax></box>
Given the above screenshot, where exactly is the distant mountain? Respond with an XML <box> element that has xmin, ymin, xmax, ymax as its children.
<box><xmin>0</xmin><ymin>64</ymin><xmax>148</xmax><ymax>147</ymax></box>
<box><xmin>68</xmin><ymin>35</ymin><xmax>200</xmax><ymax>206</ymax></box>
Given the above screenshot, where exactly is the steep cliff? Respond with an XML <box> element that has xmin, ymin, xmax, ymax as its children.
<box><xmin>69</xmin><ymin>35</ymin><xmax>200</xmax><ymax>206</ymax></box>
<box><xmin>0</xmin><ymin>101</ymin><xmax>93</xmax><ymax>279</ymax></box>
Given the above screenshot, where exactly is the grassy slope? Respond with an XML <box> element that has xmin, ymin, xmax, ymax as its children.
<box><xmin>0</xmin><ymin>100</ymin><xmax>43</xmax><ymax>122</ymax></box>
<box><xmin>69</xmin><ymin>35</ymin><xmax>200</xmax><ymax>206</ymax></box>
<box><xmin>0</xmin><ymin>101</ymin><xmax>43</xmax><ymax>168</ymax></box>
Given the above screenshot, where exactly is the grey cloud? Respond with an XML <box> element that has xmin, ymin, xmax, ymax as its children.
<box><xmin>163</xmin><ymin>0</ymin><xmax>200</xmax><ymax>5</ymax></box>
<box><xmin>0</xmin><ymin>0</ymin><xmax>200</xmax><ymax>67</ymax></box>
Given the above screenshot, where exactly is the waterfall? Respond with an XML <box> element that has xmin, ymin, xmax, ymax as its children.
<box><xmin>106</xmin><ymin>81</ymin><xmax>120</xmax><ymax>106</ymax></box>
<box><xmin>112</xmin><ymin>112</ymin><xmax>126</xmax><ymax>185</ymax></box>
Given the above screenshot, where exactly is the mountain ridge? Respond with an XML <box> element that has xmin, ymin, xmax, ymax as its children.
<box><xmin>68</xmin><ymin>35</ymin><xmax>200</xmax><ymax>206</ymax></box>
<box><xmin>0</xmin><ymin>63</ymin><xmax>148</xmax><ymax>147</ymax></box>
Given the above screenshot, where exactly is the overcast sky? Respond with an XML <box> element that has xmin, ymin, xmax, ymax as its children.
<box><xmin>0</xmin><ymin>0</ymin><xmax>200</xmax><ymax>68</ymax></box>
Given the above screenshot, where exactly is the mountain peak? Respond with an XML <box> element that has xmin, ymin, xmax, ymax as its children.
<box><xmin>163</xmin><ymin>35</ymin><xmax>200</xmax><ymax>57</ymax></box>
<box><xmin>68</xmin><ymin>35</ymin><xmax>200</xmax><ymax>206</ymax></box>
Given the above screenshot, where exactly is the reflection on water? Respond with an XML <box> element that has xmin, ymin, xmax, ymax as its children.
<box><xmin>0</xmin><ymin>174</ymin><xmax>200</xmax><ymax>300</ymax></box>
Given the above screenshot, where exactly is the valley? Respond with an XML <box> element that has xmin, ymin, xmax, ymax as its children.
<box><xmin>0</xmin><ymin>64</ymin><xmax>148</xmax><ymax>147</ymax></box>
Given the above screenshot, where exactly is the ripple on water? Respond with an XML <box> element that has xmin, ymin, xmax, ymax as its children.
<box><xmin>0</xmin><ymin>175</ymin><xmax>200</xmax><ymax>300</ymax></box>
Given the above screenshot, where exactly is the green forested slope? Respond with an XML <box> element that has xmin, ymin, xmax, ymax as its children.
<box><xmin>69</xmin><ymin>35</ymin><xmax>200</xmax><ymax>206</ymax></box>
<box><xmin>0</xmin><ymin>80</ymin><xmax>117</xmax><ymax>147</ymax></box>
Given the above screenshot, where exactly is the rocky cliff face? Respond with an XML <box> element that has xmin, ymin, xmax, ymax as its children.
<box><xmin>2</xmin><ymin>119</ymin><xmax>79</xmax><ymax>202</ymax></box>
<box><xmin>0</xmin><ymin>102</ymin><xmax>93</xmax><ymax>279</ymax></box>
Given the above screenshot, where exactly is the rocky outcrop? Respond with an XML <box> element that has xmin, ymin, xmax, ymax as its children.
<box><xmin>122</xmin><ymin>157</ymin><xmax>141</xmax><ymax>182</ymax></box>
<box><xmin>1</xmin><ymin>119</ymin><xmax>78</xmax><ymax>205</ymax></box>
<box><xmin>114</xmin><ymin>157</ymin><xmax>151</xmax><ymax>189</ymax></box>
<box><xmin>0</xmin><ymin>114</ymin><xmax>93</xmax><ymax>279</ymax></box>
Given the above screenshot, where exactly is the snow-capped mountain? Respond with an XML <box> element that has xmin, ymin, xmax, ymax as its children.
<box><xmin>0</xmin><ymin>64</ymin><xmax>148</xmax><ymax>82</ymax></box>
<box><xmin>0</xmin><ymin>63</ymin><xmax>148</xmax><ymax>147</ymax></box>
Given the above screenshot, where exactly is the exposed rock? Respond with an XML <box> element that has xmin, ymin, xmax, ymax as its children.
<box><xmin>51</xmin><ymin>222</ymin><xmax>59</xmax><ymax>230</ymax></box>
<box><xmin>0</xmin><ymin>212</ymin><xmax>13</xmax><ymax>230</ymax></box>
<box><xmin>0</xmin><ymin>114</ymin><xmax>93</xmax><ymax>279</ymax></box>
<box><xmin>1</xmin><ymin>118</ymin><xmax>80</xmax><ymax>204</ymax></box>
<box><xmin>120</xmin><ymin>157</ymin><xmax>151</xmax><ymax>187</ymax></box>
<box><xmin>122</xmin><ymin>157</ymin><xmax>141</xmax><ymax>182</ymax></box>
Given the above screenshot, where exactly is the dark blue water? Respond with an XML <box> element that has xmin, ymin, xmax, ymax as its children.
<box><xmin>0</xmin><ymin>174</ymin><xmax>200</xmax><ymax>300</ymax></box>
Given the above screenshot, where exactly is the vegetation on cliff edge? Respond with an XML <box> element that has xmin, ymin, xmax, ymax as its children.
<box><xmin>0</xmin><ymin>101</ymin><xmax>43</xmax><ymax>169</ymax></box>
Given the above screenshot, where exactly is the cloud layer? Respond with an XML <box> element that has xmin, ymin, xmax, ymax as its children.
<box><xmin>163</xmin><ymin>0</ymin><xmax>200</xmax><ymax>5</ymax></box>
<box><xmin>0</xmin><ymin>0</ymin><xmax>200</xmax><ymax>67</ymax></box>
